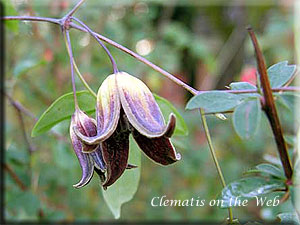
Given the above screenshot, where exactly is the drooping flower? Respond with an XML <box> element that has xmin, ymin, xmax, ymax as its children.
<box><xmin>74</xmin><ymin>72</ymin><xmax>181</xmax><ymax>188</ymax></box>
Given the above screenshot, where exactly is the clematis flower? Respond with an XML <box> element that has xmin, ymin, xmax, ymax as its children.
<box><xmin>73</xmin><ymin>72</ymin><xmax>181</xmax><ymax>188</ymax></box>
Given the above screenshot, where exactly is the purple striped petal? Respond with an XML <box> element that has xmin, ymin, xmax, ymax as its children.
<box><xmin>73</xmin><ymin>109</ymin><xmax>98</xmax><ymax>153</ymax></box>
<box><xmin>74</xmin><ymin>74</ymin><xmax>120</xmax><ymax>145</ymax></box>
<box><xmin>116</xmin><ymin>72</ymin><xmax>174</xmax><ymax>138</ymax></box>
<box><xmin>90</xmin><ymin>146</ymin><xmax>106</xmax><ymax>172</ymax></box>
<box><xmin>70</xmin><ymin>113</ymin><xmax>95</xmax><ymax>188</ymax></box>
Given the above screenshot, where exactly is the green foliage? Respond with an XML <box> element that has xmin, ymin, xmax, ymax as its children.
<box><xmin>31</xmin><ymin>91</ymin><xmax>96</xmax><ymax>137</ymax></box>
<box><xmin>267</xmin><ymin>61</ymin><xmax>296</xmax><ymax>88</ymax></box>
<box><xmin>275</xmin><ymin>92</ymin><xmax>300</xmax><ymax>112</ymax></box>
<box><xmin>229</xmin><ymin>82</ymin><xmax>260</xmax><ymax>98</ymax></box>
<box><xmin>219</xmin><ymin>176</ymin><xmax>286</xmax><ymax>208</ymax></box>
<box><xmin>232</xmin><ymin>99</ymin><xmax>261</xmax><ymax>139</ymax></box>
<box><xmin>153</xmin><ymin>94</ymin><xmax>188</xmax><ymax>136</ymax></box>
<box><xmin>102</xmin><ymin>136</ymin><xmax>141</xmax><ymax>219</ymax></box>
<box><xmin>186</xmin><ymin>91</ymin><xmax>244</xmax><ymax>113</ymax></box>
<box><xmin>244</xmin><ymin>163</ymin><xmax>285</xmax><ymax>179</ymax></box>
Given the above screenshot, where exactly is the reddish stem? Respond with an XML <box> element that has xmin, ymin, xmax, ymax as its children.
<box><xmin>248</xmin><ymin>28</ymin><xmax>293</xmax><ymax>180</ymax></box>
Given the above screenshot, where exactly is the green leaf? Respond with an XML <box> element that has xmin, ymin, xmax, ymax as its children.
<box><xmin>267</xmin><ymin>61</ymin><xmax>296</xmax><ymax>88</ymax></box>
<box><xmin>3</xmin><ymin>0</ymin><xmax>19</xmax><ymax>33</ymax></box>
<box><xmin>277</xmin><ymin>213</ymin><xmax>300</xmax><ymax>224</ymax></box>
<box><xmin>232</xmin><ymin>99</ymin><xmax>261</xmax><ymax>139</ymax></box>
<box><xmin>186</xmin><ymin>91</ymin><xmax>244</xmax><ymax>113</ymax></box>
<box><xmin>275</xmin><ymin>92</ymin><xmax>300</xmax><ymax>112</ymax></box>
<box><xmin>31</xmin><ymin>91</ymin><xmax>96</xmax><ymax>137</ymax></box>
<box><xmin>153</xmin><ymin>94</ymin><xmax>188</xmax><ymax>136</ymax></box>
<box><xmin>229</xmin><ymin>82</ymin><xmax>260</xmax><ymax>98</ymax></box>
<box><xmin>219</xmin><ymin>177</ymin><xmax>286</xmax><ymax>208</ymax></box>
<box><xmin>244</xmin><ymin>163</ymin><xmax>285</xmax><ymax>179</ymax></box>
<box><xmin>102</xmin><ymin>136</ymin><xmax>141</xmax><ymax>219</ymax></box>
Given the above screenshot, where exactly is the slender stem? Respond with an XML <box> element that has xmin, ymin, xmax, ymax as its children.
<box><xmin>72</xmin><ymin>58</ymin><xmax>97</xmax><ymax>98</ymax></box>
<box><xmin>4</xmin><ymin>163</ymin><xmax>27</xmax><ymax>191</ymax></box>
<box><xmin>5</xmin><ymin>93</ymin><xmax>35</xmax><ymax>153</ymax></box>
<box><xmin>199</xmin><ymin>109</ymin><xmax>234</xmax><ymax>222</ymax></box>
<box><xmin>69</xmin><ymin>22</ymin><xmax>199</xmax><ymax>95</ymax></box>
<box><xmin>197</xmin><ymin>86</ymin><xmax>300</xmax><ymax>95</ymax></box>
<box><xmin>2</xmin><ymin>16</ymin><xmax>60</xmax><ymax>25</ymax></box>
<box><xmin>64</xmin><ymin>0</ymin><xmax>87</xmax><ymax>19</ymax></box>
<box><xmin>71</xmin><ymin>17</ymin><xmax>119</xmax><ymax>74</ymax></box>
<box><xmin>248</xmin><ymin>28</ymin><xmax>293</xmax><ymax>180</ymax></box>
<box><xmin>63</xmin><ymin>30</ymin><xmax>79</xmax><ymax>109</ymax></box>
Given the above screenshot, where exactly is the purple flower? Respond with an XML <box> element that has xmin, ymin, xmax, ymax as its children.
<box><xmin>72</xmin><ymin>72</ymin><xmax>181</xmax><ymax>188</ymax></box>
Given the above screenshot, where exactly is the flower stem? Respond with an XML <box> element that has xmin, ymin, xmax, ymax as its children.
<box><xmin>71</xmin><ymin>17</ymin><xmax>119</xmax><ymax>74</ymax></box>
<box><xmin>69</xmin><ymin>22</ymin><xmax>199</xmax><ymax>95</ymax></box>
<box><xmin>200</xmin><ymin>109</ymin><xmax>234</xmax><ymax>223</ymax></box>
<box><xmin>3</xmin><ymin>16</ymin><xmax>60</xmax><ymax>25</ymax></box>
<box><xmin>63</xmin><ymin>29</ymin><xmax>79</xmax><ymax>109</ymax></box>
<box><xmin>64</xmin><ymin>0</ymin><xmax>87</xmax><ymax>19</ymax></box>
<box><xmin>72</xmin><ymin>58</ymin><xmax>97</xmax><ymax>98</ymax></box>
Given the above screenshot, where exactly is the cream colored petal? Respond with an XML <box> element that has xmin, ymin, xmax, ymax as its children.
<box><xmin>116</xmin><ymin>72</ymin><xmax>172</xmax><ymax>138</ymax></box>
<box><xmin>74</xmin><ymin>74</ymin><xmax>120</xmax><ymax>145</ymax></box>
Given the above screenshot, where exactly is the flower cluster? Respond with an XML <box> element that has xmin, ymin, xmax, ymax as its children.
<box><xmin>70</xmin><ymin>72</ymin><xmax>181</xmax><ymax>188</ymax></box>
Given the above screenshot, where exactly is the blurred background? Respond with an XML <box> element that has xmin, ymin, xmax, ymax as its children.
<box><xmin>4</xmin><ymin>0</ymin><xmax>298</xmax><ymax>222</ymax></box>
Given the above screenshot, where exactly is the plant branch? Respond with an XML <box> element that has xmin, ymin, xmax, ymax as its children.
<box><xmin>69</xmin><ymin>22</ymin><xmax>199</xmax><ymax>95</ymax></box>
<box><xmin>199</xmin><ymin>109</ymin><xmax>234</xmax><ymax>223</ymax></box>
<box><xmin>4</xmin><ymin>163</ymin><xmax>27</xmax><ymax>191</ymax></box>
<box><xmin>5</xmin><ymin>94</ymin><xmax>35</xmax><ymax>154</ymax></box>
<box><xmin>71</xmin><ymin>17</ymin><xmax>119</xmax><ymax>74</ymax></box>
<box><xmin>197</xmin><ymin>86</ymin><xmax>300</xmax><ymax>95</ymax></box>
<box><xmin>72</xmin><ymin>58</ymin><xmax>97</xmax><ymax>98</ymax></box>
<box><xmin>3</xmin><ymin>16</ymin><xmax>60</xmax><ymax>25</ymax></box>
<box><xmin>64</xmin><ymin>0</ymin><xmax>87</xmax><ymax>19</ymax></box>
<box><xmin>248</xmin><ymin>28</ymin><xmax>293</xmax><ymax>180</ymax></box>
<box><xmin>63</xmin><ymin>29</ymin><xmax>79</xmax><ymax>109</ymax></box>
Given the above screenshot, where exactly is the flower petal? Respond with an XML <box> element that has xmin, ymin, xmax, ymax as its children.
<box><xmin>73</xmin><ymin>109</ymin><xmax>98</xmax><ymax>153</ymax></box>
<box><xmin>117</xmin><ymin>72</ymin><xmax>172</xmax><ymax>138</ymax></box>
<box><xmin>132</xmin><ymin>128</ymin><xmax>181</xmax><ymax>165</ymax></box>
<box><xmin>74</xmin><ymin>74</ymin><xmax>120</xmax><ymax>145</ymax></box>
<box><xmin>101</xmin><ymin>116</ymin><xmax>130</xmax><ymax>187</ymax></box>
<box><xmin>90</xmin><ymin>145</ymin><xmax>106</xmax><ymax>172</ymax></box>
<box><xmin>70</xmin><ymin>114</ymin><xmax>95</xmax><ymax>188</ymax></box>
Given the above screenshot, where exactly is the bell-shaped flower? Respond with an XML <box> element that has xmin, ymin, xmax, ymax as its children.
<box><xmin>74</xmin><ymin>72</ymin><xmax>181</xmax><ymax>188</ymax></box>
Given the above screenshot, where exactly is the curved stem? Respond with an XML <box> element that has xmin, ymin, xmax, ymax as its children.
<box><xmin>64</xmin><ymin>0</ymin><xmax>87</xmax><ymax>18</ymax></box>
<box><xmin>63</xmin><ymin>30</ymin><xmax>79</xmax><ymax>109</ymax></box>
<box><xmin>71</xmin><ymin>17</ymin><xmax>119</xmax><ymax>74</ymax></box>
<box><xmin>200</xmin><ymin>109</ymin><xmax>234</xmax><ymax>223</ymax></box>
<box><xmin>69</xmin><ymin>22</ymin><xmax>198</xmax><ymax>95</ymax></box>
<box><xmin>72</xmin><ymin>58</ymin><xmax>97</xmax><ymax>98</ymax></box>
<box><xmin>3</xmin><ymin>16</ymin><xmax>60</xmax><ymax>25</ymax></box>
